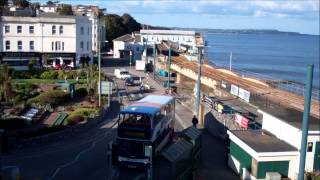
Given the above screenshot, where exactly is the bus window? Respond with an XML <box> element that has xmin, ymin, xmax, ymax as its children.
<box><xmin>120</xmin><ymin>113</ymin><xmax>151</xmax><ymax>128</ymax></box>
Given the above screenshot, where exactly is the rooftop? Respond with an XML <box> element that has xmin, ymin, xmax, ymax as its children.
<box><xmin>140</xmin><ymin>29</ymin><xmax>196</xmax><ymax>36</ymax></box>
<box><xmin>1</xmin><ymin>13</ymin><xmax>89</xmax><ymax>23</ymax></box>
<box><xmin>138</xmin><ymin>95</ymin><xmax>173</xmax><ymax>105</ymax></box>
<box><xmin>113</xmin><ymin>34</ymin><xmax>135</xmax><ymax>42</ymax></box>
<box><xmin>259</xmin><ymin>106</ymin><xmax>320</xmax><ymax>131</ymax></box>
<box><xmin>231</xmin><ymin>130</ymin><xmax>298</xmax><ymax>153</ymax></box>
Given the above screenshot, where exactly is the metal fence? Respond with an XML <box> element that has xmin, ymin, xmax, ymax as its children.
<box><xmin>215</xmin><ymin>65</ymin><xmax>320</xmax><ymax>100</ymax></box>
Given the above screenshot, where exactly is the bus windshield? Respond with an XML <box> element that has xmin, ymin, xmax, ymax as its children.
<box><xmin>119</xmin><ymin>113</ymin><xmax>151</xmax><ymax>128</ymax></box>
<box><xmin>118</xmin><ymin>139</ymin><xmax>144</xmax><ymax>158</ymax></box>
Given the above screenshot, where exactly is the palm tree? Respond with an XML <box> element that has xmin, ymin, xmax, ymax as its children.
<box><xmin>0</xmin><ymin>64</ymin><xmax>13</xmax><ymax>103</ymax></box>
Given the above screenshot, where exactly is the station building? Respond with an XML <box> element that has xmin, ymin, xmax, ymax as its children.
<box><xmin>0</xmin><ymin>13</ymin><xmax>92</xmax><ymax>70</ymax></box>
<box><xmin>227</xmin><ymin>108</ymin><xmax>320</xmax><ymax>180</ymax></box>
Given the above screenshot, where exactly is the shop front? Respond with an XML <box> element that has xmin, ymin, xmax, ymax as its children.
<box><xmin>0</xmin><ymin>52</ymin><xmax>41</xmax><ymax>70</ymax></box>
<box><xmin>42</xmin><ymin>53</ymin><xmax>76</xmax><ymax>69</ymax></box>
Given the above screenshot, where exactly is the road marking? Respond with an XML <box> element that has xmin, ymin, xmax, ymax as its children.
<box><xmin>175</xmin><ymin>114</ymin><xmax>188</xmax><ymax>129</ymax></box>
<box><xmin>48</xmin><ymin>123</ymin><xmax>118</xmax><ymax>180</ymax></box>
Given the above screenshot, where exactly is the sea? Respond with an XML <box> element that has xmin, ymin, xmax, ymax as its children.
<box><xmin>205</xmin><ymin>33</ymin><xmax>320</xmax><ymax>89</ymax></box>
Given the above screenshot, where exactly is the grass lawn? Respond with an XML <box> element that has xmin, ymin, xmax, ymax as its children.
<box><xmin>13</xmin><ymin>79</ymin><xmax>87</xmax><ymax>84</ymax></box>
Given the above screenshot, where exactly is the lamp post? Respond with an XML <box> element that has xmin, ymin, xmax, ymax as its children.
<box><xmin>153</xmin><ymin>43</ymin><xmax>156</xmax><ymax>80</ymax></box>
<box><xmin>195</xmin><ymin>46</ymin><xmax>203</xmax><ymax>119</ymax></box>
<box><xmin>229</xmin><ymin>51</ymin><xmax>232</xmax><ymax>71</ymax></box>
<box><xmin>163</xmin><ymin>42</ymin><xmax>172</xmax><ymax>90</ymax></box>
<box><xmin>98</xmin><ymin>18</ymin><xmax>101</xmax><ymax>107</ymax></box>
<box><xmin>297</xmin><ymin>65</ymin><xmax>314</xmax><ymax>180</ymax></box>
<box><xmin>129</xmin><ymin>50</ymin><xmax>132</xmax><ymax>70</ymax></box>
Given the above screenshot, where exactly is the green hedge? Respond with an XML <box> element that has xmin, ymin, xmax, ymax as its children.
<box><xmin>69</xmin><ymin>108</ymin><xmax>99</xmax><ymax>118</ymax></box>
<box><xmin>40</xmin><ymin>71</ymin><xmax>58</xmax><ymax>79</ymax></box>
<box><xmin>63</xmin><ymin>115</ymin><xmax>85</xmax><ymax>126</ymax></box>
<box><xmin>75</xmin><ymin>88</ymin><xmax>88</xmax><ymax>97</ymax></box>
<box><xmin>27</xmin><ymin>90</ymin><xmax>69</xmax><ymax>106</ymax></box>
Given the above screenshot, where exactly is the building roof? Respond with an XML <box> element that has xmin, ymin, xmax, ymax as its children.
<box><xmin>1</xmin><ymin>13</ymin><xmax>89</xmax><ymax>23</ymax></box>
<box><xmin>121</xmin><ymin>104</ymin><xmax>160</xmax><ymax>115</ymax></box>
<box><xmin>138</xmin><ymin>95</ymin><xmax>173</xmax><ymax>105</ymax></box>
<box><xmin>230</xmin><ymin>130</ymin><xmax>298</xmax><ymax>153</ymax></box>
<box><xmin>113</xmin><ymin>34</ymin><xmax>135</xmax><ymax>42</ymax></box>
<box><xmin>140</xmin><ymin>29</ymin><xmax>195</xmax><ymax>36</ymax></box>
<box><xmin>259</xmin><ymin>106</ymin><xmax>319</xmax><ymax>131</ymax></box>
<box><xmin>162</xmin><ymin>139</ymin><xmax>193</xmax><ymax>163</ymax></box>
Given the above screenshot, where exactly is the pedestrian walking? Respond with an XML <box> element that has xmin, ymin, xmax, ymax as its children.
<box><xmin>192</xmin><ymin>115</ymin><xmax>199</xmax><ymax>128</ymax></box>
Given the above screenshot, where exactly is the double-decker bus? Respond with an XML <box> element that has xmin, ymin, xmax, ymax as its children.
<box><xmin>115</xmin><ymin>95</ymin><xmax>175</xmax><ymax>168</ymax></box>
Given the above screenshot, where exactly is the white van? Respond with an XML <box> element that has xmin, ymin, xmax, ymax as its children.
<box><xmin>114</xmin><ymin>69</ymin><xmax>131</xmax><ymax>79</ymax></box>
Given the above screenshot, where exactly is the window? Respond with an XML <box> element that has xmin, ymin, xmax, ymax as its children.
<box><xmin>5</xmin><ymin>25</ymin><xmax>10</xmax><ymax>33</ymax></box>
<box><xmin>59</xmin><ymin>25</ymin><xmax>63</xmax><ymax>34</ymax></box>
<box><xmin>17</xmin><ymin>41</ymin><xmax>22</xmax><ymax>50</ymax></box>
<box><xmin>87</xmin><ymin>27</ymin><xmax>90</xmax><ymax>35</ymax></box>
<box><xmin>29</xmin><ymin>26</ymin><xmax>34</xmax><ymax>34</ymax></box>
<box><xmin>62</xmin><ymin>42</ymin><xmax>64</xmax><ymax>51</ymax></box>
<box><xmin>17</xmin><ymin>26</ymin><xmax>22</xmax><ymax>33</ymax></box>
<box><xmin>29</xmin><ymin>41</ymin><xmax>34</xmax><ymax>50</ymax></box>
<box><xmin>80</xmin><ymin>27</ymin><xmax>84</xmax><ymax>35</ymax></box>
<box><xmin>5</xmin><ymin>41</ymin><xmax>10</xmax><ymax>50</ymax></box>
<box><xmin>80</xmin><ymin>41</ymin><xmax>84</xmax><ymax>49</ymax></box>
<box><xmin>52</xmin><ymin>42</ymin><xmax>54</xmax><ymax>51</ymax></box>
<box><xmin>52</xmin><ymin>25</ymin><xmax>56</xmax><ymax>34</ymax></box>
<box><xmin>55</xmin><ymin>41</ymin><xmax>61</xmax><ymax>51</ymax></box>
<box><xmin>87</xmin><ymin>41</ymin><xmax>89</xmax><ymax>50</ymax></box>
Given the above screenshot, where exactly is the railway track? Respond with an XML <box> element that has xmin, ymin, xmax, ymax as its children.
<box><xmin>170</xmin><ymin>55</ymin><xmax>319</xmax><ymax>118</ymax></box>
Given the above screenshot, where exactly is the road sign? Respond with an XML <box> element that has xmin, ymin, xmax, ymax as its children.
<box><xmin>98</xmin><ymin>81</ymin><xmax>112</xmax><ymax>95</ymax></box>
<box><xmin>144</xmin><ymin>145</ymin><xmax>152</xmax><ymax>157</ymax></box>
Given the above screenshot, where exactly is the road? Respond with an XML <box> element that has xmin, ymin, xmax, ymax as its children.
<box><xmin>2</xmin><ymin>64</ymin><xmax>190</xmax><ymax>180</ymax></box>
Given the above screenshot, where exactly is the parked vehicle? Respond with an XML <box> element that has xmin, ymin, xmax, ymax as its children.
<box><xmin>135</xmin><ymin>60</ymin><xmax>146</xmax><ymax>71</ymax></box>
<box><xmin>114</xmin><ymin>69</ymin><xmax>131</xmax><ymax>79</ymax></box>
<box><xmin>125</xmin><ymin>77</ymin><xmax>136</xmax><ymax>86</ymax></box>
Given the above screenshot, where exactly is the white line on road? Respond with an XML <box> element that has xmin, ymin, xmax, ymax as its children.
<box><xmin>48</xmin><ymin>124</ymin><xmax>118</xmax><ymax>180</ymax></box>
<box><xmin>175</xmin><ymin>114</ymin><xmax>188</xmax><ymax>129</ymax></box>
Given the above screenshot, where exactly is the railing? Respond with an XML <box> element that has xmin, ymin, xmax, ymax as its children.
<box><xmin>214</xmin><ymin>64</ymin><xmax>320</xmax><ymax>100</ymax></box>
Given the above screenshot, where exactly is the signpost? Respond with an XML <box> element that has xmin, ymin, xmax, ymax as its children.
<box><xmin>98</xmin><ymin>81</ymin><xmax>113</xmax><ymax>108</ymax></box>
<box><xmin>145</xmin><ymin>145</ymin><xmax>153</xmax><ymax>180</ymax></box>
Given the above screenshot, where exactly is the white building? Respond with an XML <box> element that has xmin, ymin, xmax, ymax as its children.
<box><xmin>40</xmin><ymin>4</ymin><xmax>59</xmax><ymax>13</ymax></box>
<box><xmin>113</xmin><ymin>34</ymin><xmax>143</xmax><ymax>61</ymax></box>
<box><xmin>0</xmin><ymin>14</ymin><xmax>92</xmax><ymax>70</ymax></box>
<box><xmin>140</xmin><ymin>29</ymin><xmax>199</xmax><ymax>54</ymax></box>
<box><xmin>73</xmin><ymin>5</ymin><xmax>106</xmax><ymax>54</ymax></box>
<box><xmin>258</xmin><ymin>109</ymin><xmax>320</xmax><ymax>173</ymax></box>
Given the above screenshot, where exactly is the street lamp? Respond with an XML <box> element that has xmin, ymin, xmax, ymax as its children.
<box><xmin>229</xmin><ymin>51</ymin><xmax>233</xmax><ymax>71</ymax></box>
<box><xmin>97</xmin><ymin>18</ymin><xmax>103</xmax><ymax>107</ymax></box>
<box><xmin>129</xmin><ymin>50</ymin><xmax>132</xmax><ymax>70</ymax></box>
<box><xmin>153</xmin><ymin>43</ymin><xmax>156</xmax><ymax>80</ymax></box>
<box><xmin>195</xmin><ymin>45</ymin><xmax>204</xmax><ymax>119</ymax></box>
<box><xmin>163</xmin><ymin>42</ymin><xmax>171</xmax><ymax>89</ymax></box>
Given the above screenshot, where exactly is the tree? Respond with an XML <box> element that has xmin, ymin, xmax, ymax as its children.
<box><xmin>57</xmin><ymin>4</ymin><xmax>73</xmax><ymax>15</ymax></box>
<box><xmin>101</xmin><ymin>13</ymin><xmax>141</xmax><ymax>44</ymax></box>
<box><xmin>0</xmin><ymin>0</ymin><xmax>7</xmax><ymax>7</ymax></box>
<box><xmin>122</xmin><ymin>13</ymin><xmax>140</xmax><ymax>33</ymax></box>
<box><xmin>0</xmin><ymin>64</ymin><xmax>13</xmax><ymax>103</ymax></box>
<box><xmin>13</xmin><ymin>0</ymin><xmax>30</xmax><ymax>8</ymax></box>
<box><xmin>46</xmin><ymin>1</ymin><xmax>59</xmax><ymax>5</ymax></box>
<box><xmin>28</xmin><ymin>58</ymin><xmax>37</xmax><ymax>70</ymax></box>
<box><xmin>30</xmin><ymin>2</ymin><xmax>40</xmax><ymax>9</ymax></box>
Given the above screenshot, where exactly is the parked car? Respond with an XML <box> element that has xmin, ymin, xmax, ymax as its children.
<box><xmin>114</xmin><ymin>69</ymin><xmax>131</xmax><ymax>79</ymax></box>
<box><xmin>125</xmin><ymin>77</ymin><xmax>136</xmax><ymax>86</ymax></box>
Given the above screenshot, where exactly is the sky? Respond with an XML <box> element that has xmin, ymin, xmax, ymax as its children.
<box><xmin>34</xmin><ymin>0</ymin><xmax>320</xmax><ymax>35</ymax></box>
